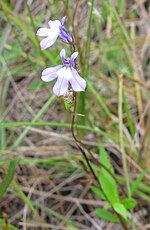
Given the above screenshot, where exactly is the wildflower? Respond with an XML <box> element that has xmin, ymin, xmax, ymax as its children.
<box><xmin>36</xmin><ymin>16</ymin><xmax>72</xmax><ymax>50</ymax></box>
<box><xmin>41</xmin><ymin>49</ymin><xmax>86</xmax><ymax>96</ymax></box>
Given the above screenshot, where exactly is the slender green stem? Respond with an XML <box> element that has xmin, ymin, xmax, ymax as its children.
<box><xmin>118</xmin><ymin>74</ymin><xmax>131</xmax><ymax>196</ymax></box>
<box><xmin>84</xmin><ymin>0</ymin><xmax>95</xmax><ymax>76</ymax></box>
<box><xmin>0</xmin><ymin>121</ymin><xmax>115</xmax><ymax>141</ymax></box>
<box><xmin>71</xmin><ymin>92</ymin><xmax>128</xmax><ymax>230</ymax></box>
<box><xmin>71</xmin><ymin>93</ymin><xmax>97</xmax><ymax>179</ymax></box>
<box><xmin>77</xmin><ymin>0</ymin><xmax>95</xmax><ymax>138</ymax></box>
<box><xmin>118</xmin><ymin>75</ymin><xmax>136</xmax><ymax>229</ymax></box>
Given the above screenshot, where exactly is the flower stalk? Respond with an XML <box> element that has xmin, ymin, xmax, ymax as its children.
<box><xmin>36</xmin><ymin>14</ymin><xmax>128</xmax><ymax>230</ymax></box>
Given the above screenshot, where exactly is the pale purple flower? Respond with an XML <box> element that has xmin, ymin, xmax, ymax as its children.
<box><xmin>41</xmin><ymin>49</ymin><xmax>86</xmax><ymax>96</ymax></box>
<box><xmin>36</xmin><ymin>16</ymin><xmax>72</xmax><ymax>50</ymax></box>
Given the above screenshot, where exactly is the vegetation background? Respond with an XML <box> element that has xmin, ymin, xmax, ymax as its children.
<box><xmin>0</xmin><ymin>0</ymin><xmax>150</xmax><ymax>229</ymax></box>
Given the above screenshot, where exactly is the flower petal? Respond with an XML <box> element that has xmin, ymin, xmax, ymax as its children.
<box><xmin>60</xmin><ymin>49</ymin><xmax>66</xmax><ymax>64</ymax></box>
<box><xmin>36</xmin><ymin>28</ymin><xmax>50</xmax><ymax>37</ymax></box>
<box><xmin>42</xmin><ymin>65</ymin><xmax>63</xmax><ymax>76</ymax></box>
<box><xmin>61</xmin><ymin>16</ymin><xmax>67</xmax><ymax>26</ymax></box>
<box><xmin>41</xmin><ymin>66</ymin><xmax>63</xmax><ymax>82</ymax></box>
<box><xmin>41</xmin><ymin>72</ymin><xmax>58</xmax><ymax>82</ymax></box>
<box><xmin>59</xmin><ymin>27</ymin><xmax>72</xmax><ymax>43</ymax></box>
<box><xmin>70</xmin><ymin>51</ymin><xmax>78</xmax><ymax>67</ymax></box>
<box><xmin>61</xmin><ymin>67</ymin><xmax>73</xmax><ymax>80</ymax></box>
<box><xmin>48</xmin><ymin>20</ymin><xmax>61</xmax><ymax>30</ymax></box>
<box><xmin>40</xmin><ymin>36</ymin><xmax>58</xmax><ymax>50</ymax></box>
<box><xmin>53</xmin><ymin>76</ymin><xmax>68</xmax><ymax>96</ymax></box>
<box><xmin>57</xmin><ymin>66</ymin><xmax>67</xmax><ymax>78</ymax></box>
<box><xmin>70</xmin><ymin>67</ymin><xmax>86</xmax><ymax>91</ymax></box>
<box><xmin>71</xmin><ymin>51</ymin><xmax>78</xmax><ymax>61</ymax></box>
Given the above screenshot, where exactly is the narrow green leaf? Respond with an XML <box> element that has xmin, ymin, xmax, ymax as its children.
<box><xmin>66</xmin><ymin>220</ymin><xmax>80</xmax><ymax>230</ymax></box>
<box><xmin>0</xmin><ymin>122</ymin><xmax>113</xmax><ymax>140</ymax></box>
<box><xmin>0</xmin><ymin>159</ymin><xmax>18</xmax><ymax>201</ymax></box>
<box><xmin>12</xmin><ymin>181</ymin><xmax>40</xmax><ymax>218</ymax></box>
<box><xmin>98</xmin><ymin>143</ymin><xmax>119</xmax><ymax>205</ymax></box>
<box><xmin>0</xmin><ymin>219</ymin><xmax>18</xmax><ymax>230</ymax></box>
<box><xmin>135</xmin><ymin>190</ymin><xmax>150</xmax><ymax>202</ymax></box>
<box><xmin>95</xmin><ymin>208</ymin><xmax>119</xmax><ymax>223</ymax></box>
<box><xmin>91</xmin><ymin>186</ymin><xmax>106</xmax><ymax>200</ymax></box>
<box><xmin>131</xmin><ymin>170</ymin><xmax>147</xmax><ymax>194</ymax></box>
<box><xmin>117</xmin><ymin>0</ymin><xmax>125</xmax><ymax>17</ymax></box>
<box><xmin>77</xmin><ymin>0</ymin><xmax>95</xmax><ymax>137</ymax></box>
<box><xmin>99</xmin><ymin>143</ymin><xmax>114</xmax><ymax>173</ymax></box>
<box><xmin>113</xmin><ymin>203</ymin><xmax>127</xmax><ymax>220</ymax></box>
<box><xmin>123</xmin><ymin>89</ymin><xmax>135</xmax><ymax>137</ymax></box>
<box><xmin>88</xmin><ymin>82</ymin><xmax>112</xmax><ymax>119</ymax></box>
<box><xmin>98</xmin><ymin>171</ymin><xmax>119</xmax><ymax>205</ymax></box>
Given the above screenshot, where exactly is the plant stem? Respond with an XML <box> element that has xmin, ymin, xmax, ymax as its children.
<box><xmin>71</xmin><ymin>93</ymin><xmax>128</xmax><ymax>230</ymax></box>
<box><xmin>77</xmin><ymin>0</ymin><xmax>95</xmax><ymax>138</ymax></box>
<box><xmin>118</xmin><ymin>74</ymin><xmax>131</xmax><ymax>197</ymax></box>
<box><xmin>118</xmin><ymin>74</ymin><xmax>136</xmax><ymax>229</ymax></box>
<box><xmin>71</xmin><ymin>92</ymin><xmax>97</xmax><ymax>179</ymax></box>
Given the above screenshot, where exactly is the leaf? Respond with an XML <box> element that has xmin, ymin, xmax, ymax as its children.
<box><xmin>121</xmin><ymin>198</ymin><xmax>137</xmax><ymax>210</ymax></box>
<box><xmin>113</xmin><ymin>203</ymin><xmax>127</xmax><ymax>220</ymax></box>
<box><xmin>64</xmin><ymin>100</ymin><xmax>74</xmax><ymax>111</ymax></box>
<box><xmin>98</xmin><ymin>172</ymin><xmax>119</xmax><ymax>205</ymax></box>
<box><xmin>131</xmin><ymin>170</ymin><xmax>147</xmax><ymax>194</ymax></box>
<box><xmin>123</xmin><ymin>89</ymin><xmax>135</xmax><ymax>138</ymax></box>
<box><xmin>135</xmin><ymin>190</ymin><xmax>150</xmax><ymax>202</ymax></box>
<box><xmin>99</xmin><ymin>143</ymin><xmax>114</xmax><ymax>174</ymax></box>
<box><xmin>66</xmin><ymin>220</ymin><xmax>80</xmax><ymax>230</ymax></box>
<box><xmin>91</xmin><ymin>186</ymin><xmax>106</xmax><ymax>200</ymax></box>
<box><xmin>95</xmin><ymin>208</ymin><xmax>119</xmax><ymax>223</ymax></box>
<box><xmin>0</xmin><ymin>219</ymin><xmax>18</xmax><ymax>230</ymax></box>
<box><xmin>98</xmin><ymin>143</ymin><xmax>119</xmax><ymax>205</ymax></box>
<box><xmin>0</xmin><ymin>159</ymin><xmax>18</xmax><ymax>201</ymax></box>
